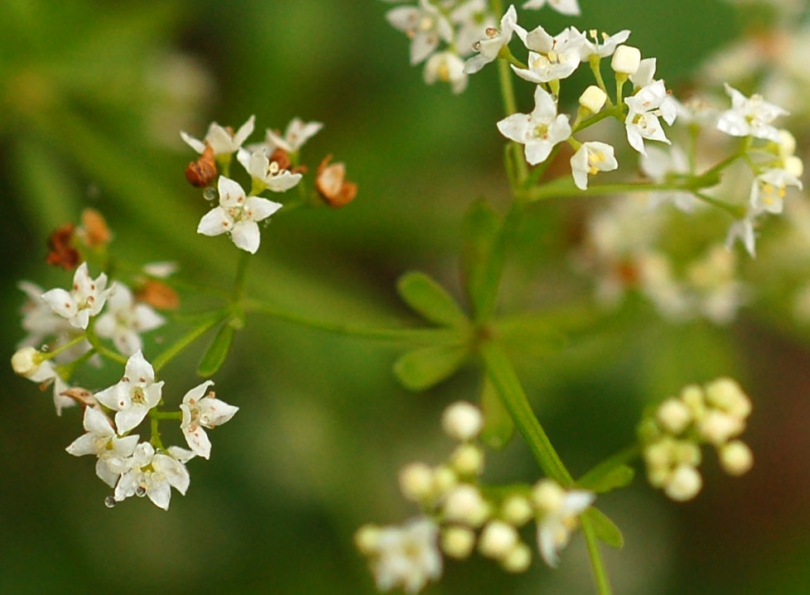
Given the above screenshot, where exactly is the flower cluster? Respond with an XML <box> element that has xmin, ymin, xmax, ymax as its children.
<box><xmin>380</xmin><ymin>0</ymin><xmax>580</xmax><ymax>94</ymax></box>
<box><xmin>639</xmin><ymin>378</ymin><xmax>753</xmax><ymax>502</ymax></box>
<box><xmin>355</xmin><ymin>401</ymin><xmax>595</xmax><ymax>592</ymax></box>
<box><xmin>182</xmin><ymin>115</ymin><xmax>356</xmax><ymax>253</ymax></box>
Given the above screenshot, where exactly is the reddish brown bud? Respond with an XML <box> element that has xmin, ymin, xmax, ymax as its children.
<box><xmin>46</xmin><ymin>223</ymin><xmax>80</xmax><ymax>270</ymax></box>
<box><xmin>269</xmin><ymin>147</ymin><xmax>292</xmax><ymax>172</ymax></box>
<box><xmin>79</xmin><ymin>208</ymin><xmax>111</xmax><ymax>248</ymax></box>
<box><xmin>185</xmin><ymin>145</ymin><xmax>217</xmax><ymax>187</ymax></box>
<box><xmin>315</xmin><ymin>154</ymin><xmax>357</xmax><ymax>208</ymax></box>
<box><xmin>135</xmin><ymin>279</ymin><xmax>180</xmax><ymax>310</ymax></box>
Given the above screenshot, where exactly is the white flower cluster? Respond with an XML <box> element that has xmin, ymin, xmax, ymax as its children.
<box><xmin>355</xmin><ymin>401</ymin><xmax>594</xmax><ymax>592</ymax></box>
<box><xmin>380</xmin><ymin>0</ymin><xmax>580</xmax><ymax>94</ymax></box>
<box><xmin>39</xmin><ymin>350</ymin><xmax>236</xmax><ymax>510</ymax></box>
<box><xmin>639</xmin><ymin>378</ymin><xmax>753</xmax><ymax>502</ymax></box>
<box><xmin>181</xmin><ymin>115</ymin><xmax>321</xmax><ymax>253</ymax></box>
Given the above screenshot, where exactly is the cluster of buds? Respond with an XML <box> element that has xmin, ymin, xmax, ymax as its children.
<box><xmin>355</xmin><ymin>401</ymin><xmax>595</xmax><ymax>593</ymax></box>
<box><xmin>639</xmin><ymin>378</ymin><xmax>754</xmax><ymax>502</ymax></box>
<box><xmin>182</xmin><ymin>115</ymin><xmax>356</xmax><ymax>253</ymax></box>
<box><xmin>381</xmin><ymin>0</ymin><xmax>579</xmax><ymax>94</ymax></box>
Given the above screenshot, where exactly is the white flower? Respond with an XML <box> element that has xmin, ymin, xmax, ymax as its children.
<box><xmin>630</xmin><ymin>57</ymin><xmax>657</xmax><ymax>88</ymax></box>
<box><xmin>264</xmin><ymin>118</ymin><xmax>323</xmax><ymax>153</ymax></box>
<box><xmin>197</xmin><ymin>176</ymin><xmax>283</xmax><ymax>254</ymax></box>
<box><xmin>513</xmin><ymin>26</ymin><xmax>585</xmax><ymax>83</ymax></box>
<box><xmin>570</xmin><ymin>141</ymin><xmax>618</xmax><ymax>190</ymax></box>
<box><xmin>522</xmin><ymin>0</ymin><xmax>581</xmax><ymax>15</ymax></box>
<box><xmin>95</xmin><ymin>350</ymin><xmax>164</xmax><ymax>434</ymax></box>
<box><xmin>424</xmin><ymin>51</ymin><xmax>468</xmax><ymax>94</ymax></box>
<box><xmin>386</xmin><ymin>0</ymin><xmax>453</xmax><ymax>65</ymax></box>
<box><xmin>581</xmin><ymin>29</ymin><xmax>631</xmax><ymax>60</ymax></box>
<box><xmin>359</xmin><ymin>517</ymin><xmax>442</xmax><ymax>594</ymax></box>
<box><xmin>41</xmin><ymin>262</ymin><xmax>112</xmax><ymax>330</ymax></box>
<box><xmin>236</xmin><ymin>147</ymin><xmax>302</xmax><ymax>193</ymax></box>
<box><xmin>180</xmin><ymin>380</ymin><xmax>239</xmax><ymax>459</ymax></box>
<box><xmin>94</xmin><ymin>284</ymin><xmax>165</xmax><ymax>356</ymax></box>
<box><xmin>18</xmin><ymin>281</ymin><xmax>74</xmax><ymax>348</ymax></box>
<box><xmin>66</xmin><ymin>406</ymin><xmax>140</xmax><ymax>487</ymax></box>
<box><xmin>624</xmin><ymin>80</ymin><xmax>677</xmax><ymax>155</ymax></box>
<box><xmin>533</xmin><ymin>479</ymin><xmax>595</xmax><ymax>567</ymax></box>
<box><xmin>749</xmin><ymin>168</ymin><xmax>802</xmax><ymax>214</ymax></box>
<box><xmin>464</xmin><ymin>5</ymin><xmax>525</xmax><ymax>74</ymax></box>
<box><xmin>725</xmin><ymin>209</ymin><xmax>761</xmax><ymax>257</ymax></box>
<box><xmin>717</xmin><ymin>84</ymin><xmax>787</xmax><ymax>142</ymax></box>
<box><xmin>497</xmin><ymin>86</ymin><xmax>571</xmax><ymax>165</ymax></box>
<box><xmin>450</xmin><ymin>0</ymin><xmax>495</xmax><ymax>58</ymax></box>
<box><xmin>113</xmin><ymin>443</ymin><xmax>194</xmax><ymax>510</ymax></box>
<box><xmin>180</xmin><ymin>115</ymin><xmax>255</xmax><ymax>155</ymax></box>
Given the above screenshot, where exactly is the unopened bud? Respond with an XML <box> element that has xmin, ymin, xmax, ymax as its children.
<box><xmin>657</xmin><ymin>398</ymin><xmax>692</xmax><ymax>434</ymax></box>
<box><xmin>611</xmin><ymin>45</ymin><xmax>641</xmax><ymax>75</ymax></box>
<box><xmin>443</xmin><ymin>484</ymin><xmax>490</xmax><ymax>527</ymax></box>
<box><xmin>441</xmin><ymin>525</ymin><xmax>476</xmax><ymax>559</ymax></box>
<box><xmin>664</xmin><ymin>464</ymin><xmax>702</xmax><ymax>501</ymax></box>
<box><xmin>12</xmin><ymin>347</ymin><xmax>43</xmax><ymax>378</ymax></box>
<box><xmin>441</xmin><ymin>401</ymin><xmax>483</xmax><ymax>442</ymax></box>
<box><xmin>501</xmin><ymin>541</ymin><xmax>532</xmax><ymax>573</ymax></box>
<box><xmin>478</xmin><ymin>521</ymin><xmax>519</xmax><ymax>559</ymax></box>
<box><xmin>450</xmin><ymin>444</ymin><xmax>485</xmax><ymax>477</ymax></box>
<box><xmin>719</xmin><ymin>440</ymin><xmax>753</xmax><ymax>476</ymax></box>
<box><xmin>501</xmin><ymin>494</ymin><xmax>533</xmax><ymax>526</ymax></box>
<box><xmin>399</xmin><ymin>462</ymin><xmax>434</xmax><ymax>502</ymax></box>
<box><xmin>579</xmin><ymin>85</ymin><xmax>607</xmax><ymax>114</ymax></box>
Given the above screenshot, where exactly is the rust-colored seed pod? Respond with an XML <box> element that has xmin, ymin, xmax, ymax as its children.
<box><xmin>185</xmin><ymin>145</ymin><xmax>217</xmax><ymax>187</ymax></box>
<box><xmin>46</xmin><ymin>223</ymin><xmax>80</xmax><ymax>270</ymax></box>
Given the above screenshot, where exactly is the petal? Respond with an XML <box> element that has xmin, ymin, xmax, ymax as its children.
<box><xmin>233</xmin><ymin>115</ymin><xmax>256</xmax><ymax>148</ymax></box>
<box><xmin>217</xmin><ymin>176</ymin><xmax>247</xmax><ymax>207</ymax></box>
<box><xmin>180</xmin><ymin>131</ymin><xmax>206</xmax><ymax>154</ymax></box>
<box><xmin>182</xmin><ymin>380</ymin><xmax>215</xmax><ymax>407</ymax></box>
<box><xmin>183</xmin><ymin>425</ymin><xmax>212</xmax><ymax>459</ymax></box>
<box><xmin>83</xmin><ymin>406</ymin><xmax>115</xmax><ymax>436</ymax></box>
<box><xmin>124</xmin><ymin>351</ymin><xmax>155</xmax><ymax>384</ymax></box>
<box><xmin>198</xmin><ymin>207</ymin><xmax>233</xmax><ymax>237</ymax></box>
<box><xmin>41</xmin><ymin>289</ymin><xmax>77</xmax><ymax>319</ymax></box>
<box><xmin>115</xmin><ymin>407</ymin><xmax>149</xmax><ymax>434</ymax></box>
<box><xmin>66</xmin><ymin>434</ymin><xmax>98</xmax><ymax>457</ymax></box>
<box><xmin>230</xmin><ymin>220</ymin><xmax>261</xmax><ymax>253</ymax></box>
<box><xmin>147</xmin><ymin>480</ymin><xmax>172</xmax><ymax>510</ymax></box>
<box><xmin>496</xmin><ymin>113</ymin><xmax>532</xmax><ymax>143</ymax></box>
<box><xmin>265</xmin><ymin>171</ymin><xmax>302</xmax><ymax>193</ymax></box>
<box><xmin>96</xmin><ymin>459</ymin><xmax>121</xmax><ymax>488</ymax></box>
<box><xmin>114</xmin><ymin>330</ymin><xmax>143</xmax><ymax>357</ymax></box>
<box><xmin>245</xmin><ymin>196</ymin><xmax>283</xmax><ymax>222</ymax></box>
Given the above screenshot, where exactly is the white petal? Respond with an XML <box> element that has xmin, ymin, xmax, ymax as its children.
<box><xmin>245</xmin><ymin>196</ymin><xmax>283</xmax><ymax>222</ymax></box>
<box><xmin>265</xmin><ymin>171</ymin><xmax>302</xmax><ymax>192</ymax></box>
<box><xmin>183</xmin><ymin>425</ymin><xmax>212</xmax><ymax>459</ymax></box>
<box><xmin>180</xmin><ymin>131</ymin><xmax>206</xmax><ymax>154</ymax></box>
<box><xmin>198</xmin><ymin>207</ymin><xmax>233</xmax><ymax>237</ymax></box>
<box><xmin>115</xmin><ymin>407</ymin><xmax>149</xmax><ymax>434</ymax></box>
<box><xmin>41</xmin><ymin>289</ymin><xmax>77</xmax><ymax>319</ymax></box>
<box><xmin>124</xmin><ymin>351</ymin><xmax>155</xmax><ymax>384</ymax></box>
<box><xmin>230</xmin><ymin>221</ymin><xmax>261</xmax><ymax>253</ymax></box>
<box><xmin>217</xmin><ymin>176</ymin><xmax>247</xmax><ymax>207</ymax></box>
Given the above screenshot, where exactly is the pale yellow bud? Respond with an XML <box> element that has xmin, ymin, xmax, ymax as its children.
<box><xmin>450</xmin><ymin>444</ymin><xmax>485</xmax><ymax>477</ymax></box>
<box><xmin>441</xmin><ymin>525</ymin><xmax>476</xmax><ymax>559</ymax></box>
<box><xmin>501</xmin><ymin>542</ymin><xmax>532</xmax><ymax>573</ymax></box>
<box><xmin>399</xmin><ymin>462</ymin><xmax>435</xmax><ymax>502</ymax></box>
<box><xmin>443</xmin><ymin>484</ymin><xmax>490</xmax><ymax>527</ymax></box>
<box><xmin>501</xmin><ymin>495</ymin><xmax>533</xmax><ymax>526</ymax></box>
<box><xmin>657</xmin><ymin>398</ymin><xmax>692</xmax><ymax>434</ymax></box>
<box><xmin>442</xmin><ymin>401</ymin><xmax>484</xmax><ymax>442</ymax></box>
<box><xmin>478</xmin><ymin>521</ymin><xmax>519</xmax><ymax>559</ymax></box>
<box><xmin>611</xmin><ymin>45</ymin><xmax>641</xmax><ymax>75</ymax></box>
<box><xmin>354</xmin><ymin>525</ymin><xmax>380</xmax><ymax>554</ymax></box>
<box><xmin>719</xmin><ymin>440</ymin><xmax>753</xmax><ymax>476</ymax></box>
<box><xmin>664</xmin><ymin>464</ymin><xmax>702</xmax><ymax>501</ymax></box>
<box><xmin>532</xmin><ymin>479</ymin><xmax>565</xmax><ymax>513</ymax></box>
<box><xmin>11</xmin><ymin>347</ymin><xmax>43</xmax><ymax>378</ymax></box>
<box><xmin>579</xmin><ymin>85</ymin><xmax>607</xmax><ymax>114</ymax></box>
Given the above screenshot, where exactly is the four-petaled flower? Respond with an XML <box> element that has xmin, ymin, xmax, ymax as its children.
<box><xmin>94</xmin><ymin>283</ymin><xmax>165</xmax><ymax>356</ymax></box>
<box><xmin>570</xmin><ymin>141</ymin><xmax>618</xmax><ymax>190</ymax></box>
<box><xmin>113</xmin><ymin>443</ymin><xmax>194</xmax><ymax>510</ymax></box>
<box><xmin>497</xmin><ymin>86</ymin><xmax>571</xmax><ymax>165</ymax></box>
<box><xmin>749</xmin><ymin>168</ymin><xmax>802</xmax><ymax>214</ymax></box>
<box><xmin>264</xmin><ymin>118</ymin><xmax>323</xmax><ymax>153</ymax></box>
<box><xmin>464</xmin><ymin>5</ymin><xmax>525</xmax><ymax>74</ymax></box>
<box><xmin>181</xmin><ymin>115</ymin><xmax>255</xmax><ymax>156</ymax></box>
<box><xmin>236</xmin><ymin>147</ymin><xmax>302</xmax><ymax>193</ymax></box>
<box><xmin>624</xmin><ymin>80</ymin><xmax>677</xmax><ymax>155</ymax></box>
<box><xmin>513</xmin><ymin>25</ymin><xmax>585</xmax><ymax>83</ymax></box>
<box><xmin>95</xmin><ymin>350</ymin><xmax>164</xmax><ymax>434</ymax></box>
<box><xmin>180</xmin><ymin>380</ymin><xmax>239</xmax><ymax>459</ymax></box>
<box><xmin>41</xmin><ymin>262</ymin><xmax>112</xmax><ymax>330</ymax></box>
<box><xmin>386</xmin><ymin>0</ymin><xmax>454</xmax><ymax>65</ymax></box>
<box><xmin>66</xmin><ymin>406</ymin><xmax>140</xmax><ymax>487</ymax></box>
<box><xmin>717</xmin><ymin>84</ymin><xmax>787</xmax><ymax>142</ymax></box>
<box><xmin>197</xmin><ymin>176</ymin><xmax>283</xmax><ymax>254</ymax></box>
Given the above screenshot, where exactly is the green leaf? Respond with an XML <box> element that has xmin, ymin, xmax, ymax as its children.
<box><xmin>578</xmin><ymin>465</ymin><xmax>635</xmax><ymax>494</ymax></box>
<box><xmin>396</xmin><ymin>271</ymin><xmax>468</xmax><ymax>327</ymax></box>
<box><xmin>460</xmin><ymin>199</ymin><xmax>504</xmax><ymax>321</ymax></box>
<box><xmin>479</xmin><ymin>375</ymin><xmax>514</xmax><ymax>450</ymax></box>
<box><xmin>583</xmin><ymin>508</ymin><xmax>624</xmax><ymax>549</ymax></box>
<box><xmin>493</xmin><ymin>313</ymin><xmax>568</xmax><ymax>357</ymax></box>
<box><xmin>393</xmin><ymin>344</ymin><xmax>468</xmax><ymax>392</ymax></box>
<box><xmin>197</xmin><ymin>323</ymin><xmax>235</xmax><ymax>378</ymax></box>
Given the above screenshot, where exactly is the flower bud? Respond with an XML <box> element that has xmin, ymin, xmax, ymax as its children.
<box><xmin>450</xmin><ymin>444</ymin><xmax>485</xmax><ymax>477</ymax></box>
<box><xmin>697</xmin><ymin>411</ymin><xmax>743</xmax><ymax>445</ymax></box>
<box><xmin>501</xmin><ymin>542</ymin><xmax>532</xmax><ymax>573</ymax></box>
<box><xmin>785</xmin><ymin>155</ymin><xmax>804</xmax><ymax>178</ymax></box>
<box><xmin>354</xmin><ymin>524</ymin><xmax>381</xmax><ymax>554</ymax></box>
<box><xmin>399</xmin><ymin>462</ymin><xmax>434</xmax><ymax>502</ymax></box>
<box><xmin>501</xmin><ymin>494</ymin><xmax>533</xmax><ymax>526</ymax></box>
<box><xmin>478</xmin><ymin>521</ymin><xmax>518</xmax><ymax>559</ymax></box>
<box><xmin>719</xmin><ymin>440</ymin><xmax>753</xmax><ymax>476</ymax></box>
<box><xmin>579</xmin><ymin>85</ymin><xmax>607</xmax><ymax>114</ymax></box>
<box><xmin>656</xmin><ymin>398</ymin><xmax>692</xmax><ymax>434</ymax></box>
<box><xmin>664</xmin><ymin>464</ymin><xmax>702</xmax><ymax>501</ymax></box>
<box><xmin>441</xmin><ymin>401</ymin><xmax>483</xmax><ymax>442</ymax></box>
<box><xmin>532</xmin><ymin>479</ymin><xmax>565</xmax><ymax>513</ymax></box>
<box><xmin>432</xmin><ymin>465</ymin><xmax>458</xmax><ymax>497</ymax></box>
<box><xmin>611</xmin><ymin>45</ymin><xmax>641</xmax><ymax>75</ymax></box>
<box><xmin>443</xmin><ymin>484</ymin><xmax>490</xmax><ymax>527</ymax></box>
<box><xmin>441</xmin><ymin>525</ymin><xmax>476</xmax><ymax>559</ymax></box>
<box><xmin>12</xmin><ymin>347</ymin><xmax>44</xmax><ymax>378</ymax></box>
<box><xmin>704</xmin><ymin>377</ymin><xmax>751</xmax><ymax>419</ymax></box>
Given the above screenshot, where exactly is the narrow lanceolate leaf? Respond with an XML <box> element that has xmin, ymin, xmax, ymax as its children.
<box><xmin>396</xmin><ymin>271</ymin><xmax>469</xmax><ymax>328</ymax></box>
<box><xmin>197</xmin><ymin>323</ymin><xmax>235</xmax><ymax>377</ymax></box>
<box><xmin>479</xmin><ymin>375</ymin><xmax>515</xmax><ymax>450</ymax></box>
<box><xmin>393</xmin><ymin>344</ymin><xmax>469</xmax><ymax>392</ymax></box>
<box><xmin>583</xmin><ymin>508</ymin><xmax>624</xmax><ymax>549</ymax></box>
<box><xmin>460</xmin><ymin>199</ymin><xmax>504</xmax><ymax>322</ymax></box>
<box><xmin>578</xmin><ymin>464</ymin><xmax>635</xmax><ymax>494</ymax></box>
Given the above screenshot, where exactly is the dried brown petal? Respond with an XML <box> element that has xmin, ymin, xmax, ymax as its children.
<box><xmin>79</xmin><ymin>208</ymin><xmax>111</xmax><ymax>248</ymax></box>
<box><xmin>185</xmin><ymin>145</ymin><xmax>217</xmax><ymax>187</ymax></box>
<box><xmin>315</xmin><ymin>155</ymin><xmax>358</xmax><ymax>208</ymax></box>
<box><xmin>135</xmin><ymin>279</ymin><xmax>180</xmax><ymax>310</ymax></box>
<box><xmin>46</xmin><ymin>223</ymin><xmax>80</xmax><ymax>270</ymax></box>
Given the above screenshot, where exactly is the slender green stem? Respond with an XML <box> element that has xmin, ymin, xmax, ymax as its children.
<box><xmin>582</xmin><ymin>519</ymin><xmax>613</xmax><ymax>595</ymax></box>
<box><xmin>577</xmin><ymin>444</ymin><xmax>641</xmax><ymax>488</ymax></box>
<box><xmin>152</xmin><ymin>311</ymin><xmax>228</xmax><ymax>372</ymax></box>
<box><xmin>479</xmin><ymin>340</ymin><xmax>573</xmax><ymax>485</ymax></box>
<box><xmin>497</xmin><ymin>46</ymin><xmax>529</xmax><ymax>186</ymax></box>
<box><xmin>84</xmin><ymin>321</ymin><xmax>128</xmax><ymax>366</ymax></box>
<box><xmin>243</xmin><ymin>298</ymin><xmax>463</xmax><ymax>343</ymax></box>
<box><xmin>150</xmin><ymin>410</ymin><xmax>182</xmax><ymax>420</ymax></box>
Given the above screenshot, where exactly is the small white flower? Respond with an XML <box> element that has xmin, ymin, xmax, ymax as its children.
<box><xmin>359</xmin><ymin>517</ymin><xmax>442</xmax><ymax>594</ymax></box>
<box><xmin>533</xmin><ymin>479</ymin><xmax>595</xmax><ymax>567</ymax></box>
<box><xmin>464</xmin><ymin>5</ymin><xmax>526</xmax><ymax>74</ymax></box>
<box><xmin>181</xmin><ymin>115</ymin><xmax>255</xmax><ymax>155</ymax></box>
<box><xmin>66</xmin><ymin>406</ymin><xmax>140</xmax><ymax>487</ymax></box>
<box><xmin>522</xmin><ymin>0</ymin><xmax>581</xmax><ymax>16</ymax></box>
<box><xmin>236</xmin><ymin>147</ymin><xmax>302</xmax><ymax>193</ymax></box>
<box><xmin>513</xmin><ymin>26</ymin><xmax>585</xmax><ymax>83</ymax></box>
<box><xmin>749</xmin><ymin>168</ymin><xmax>802</xmax><ymax>214</ymax></box>
<box><xmin>180</xmin><ymin>380</ymin><xmax>239</xmax><ymax>459</ymax></box>
<box><xmin>386</xmin><ymin>0</ymin><xmax>453</xmax><ymax>65</ymax></box>
<box><xmin>94</xmin><ymin>284</ymin><xmax>165</xmax><ymax>356</ymax></box>
<box><xmin>264</xmin><ymin>118</ymin><xmax>323</xmax><ymax>153</ymax></box>
<box><xmin>95</xmin><ymin>350</ymin><xmax>164</xmax><ymax>434</ymax></box>
<box><xmin>113</xmin><ymin>443</ymin><xmax>194</xmax><ymax>510</ymax></box>
<box><xmin>424</xmin><ymin>51</ymin><xmax>468</xmax><ymax>94</ymax></box>
<box><xmin>41</xmin><ymin>262</ymin><xmax>112</xmax><ymax>330</ymax></box>
<box><xmin>581</xmin><ymin>30</ymin><xmax>631</xmax><ymax>60</ymax></box>
<box><xmin>197</xmin><ymin>176</ymin><xmax>283</xmax><ymax>254</ymax></box>
<box><xmin>725</xmin><ymin>209</ymin><xmax>761</xmax><ymax>257</ymax></box>
<box><xmin>497</xmin><ymin>86</ymin><xmax>571</xmax><ymax>165</ymax></box>
<box><xmin>450</xmin><ymin>0</ymin><xmax>495</xmax><ymax>58</ymax></box>
<box><xmin>18</xmin><ymin>281</ymin><xmax>75</xmax><ymax>348</ymax></box>
<box><xmin>624</xmin><ymin>80</ymin><xmax>677</xmax><ymax>155</ymax></box>
<box><xmin>717</xmin><ymin>84</ymin><xmax>787</xmax><ymax>142</ymax></box>
<box><xmin>570</xmin><ymin>141</ymin><xmax>618</xmax><ymax>190</ymax></box>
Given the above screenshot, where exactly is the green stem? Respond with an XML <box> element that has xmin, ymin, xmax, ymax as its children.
<box><xmin>582</xmin><ymin>519</ymin><xmax>613</xmax><ymax>595</ymax></box>
<box><xmin>151</xmin><ymin>310</ymin><xmax>229</xmax><ymax>372</ymax></box>
<box><xmin>479</xmin><ymin>340</ymin><xmax>572</xmax><ymax>485</ymax></box>
<box><xmin>243</xmin><ymin>298</ymin><xmax>462</xmax><ymax>343</ymax></box>
<box><xmin>497</xmin><ymin>46</ymin><xmax>529</xmax><ymax>187</ymax></box>
<box><xmin>577</xmin><ymin>445</ymin><xmax>641</xmax><ymax>488</ymax></box>
<box><xmin>84</xmin><ymin>321</ymin><xmax>128</xmax><ymax>366</ymax></box>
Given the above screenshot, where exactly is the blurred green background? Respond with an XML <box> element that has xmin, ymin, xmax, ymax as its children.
<box><xmin>3</xmin><ymin>0</ymin><xmax>810</xmax><ymax>593</ymax></box>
